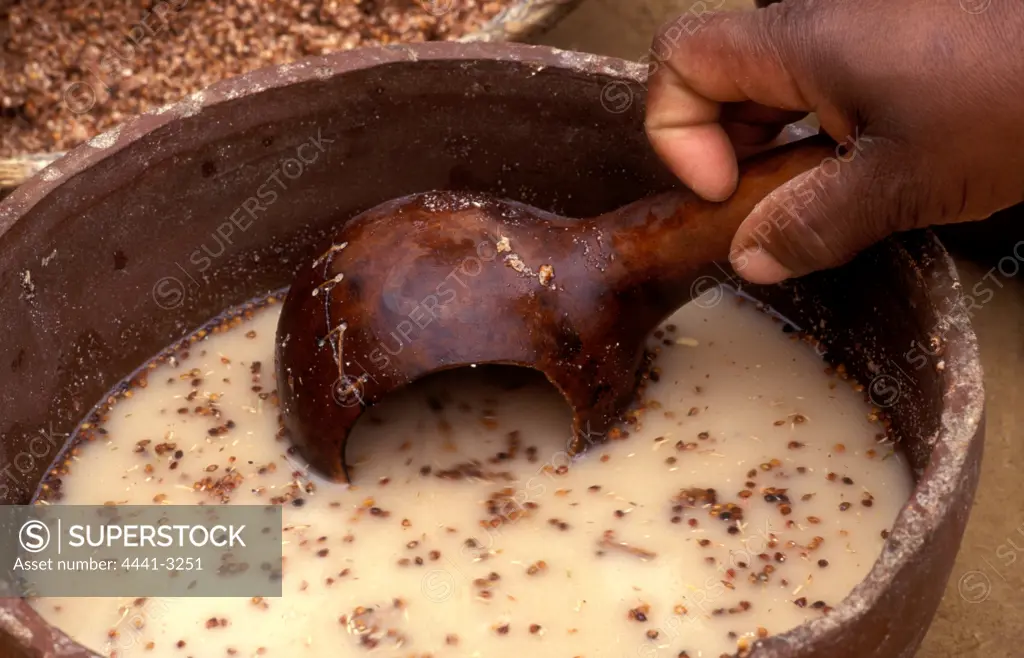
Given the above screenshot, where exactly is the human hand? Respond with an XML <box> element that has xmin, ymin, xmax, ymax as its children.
<box><xmin>645</xmin><ymin>0</ymin><xmax>1024</xmax><ymax>284</ymax></box>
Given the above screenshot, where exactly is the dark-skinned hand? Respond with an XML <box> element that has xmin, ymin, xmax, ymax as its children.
<box><xmin>645</xmin><ymin>0</ymin><xmax>1024</xmax><ymax>284</ymax></box>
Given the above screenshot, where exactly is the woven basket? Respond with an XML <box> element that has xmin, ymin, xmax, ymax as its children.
<box><xmin>0</xmin><ymin>0</ymin><xmax>581</xmax><ymax>196</ymax></box>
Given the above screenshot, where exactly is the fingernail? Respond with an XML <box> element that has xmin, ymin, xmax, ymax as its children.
<box><xmin>731</xmin><ymin>249</ymin><xmax>793</xmax><ymax>284</ymax></box>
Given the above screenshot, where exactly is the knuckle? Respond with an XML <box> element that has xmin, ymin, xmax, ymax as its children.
<box><xmin>651</xmin><ymin>9</ymin><xmax>732</xmax><ymax>64</ymax></box>
<box><xmin>860</xmin><ymin>148</ymin><xmax>924</xmax><ymax>235</ymax></box>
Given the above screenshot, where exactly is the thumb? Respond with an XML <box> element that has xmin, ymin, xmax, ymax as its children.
<box><xmin>728</xmin><ymin>138</ymin><xmax>916</xmax><ymax>284</ymax></box>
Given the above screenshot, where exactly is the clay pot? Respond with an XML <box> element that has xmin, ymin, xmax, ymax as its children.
<box><xmin>0</xmin><ymin>43</ymin><xmax>984</xmax><ymax>658</ymax></box>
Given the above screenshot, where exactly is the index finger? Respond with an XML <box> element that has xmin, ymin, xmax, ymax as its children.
<box><xmin>644</xmin><ymin>8</ymin><xmax>812</xmax><ymax>201</ymax></box>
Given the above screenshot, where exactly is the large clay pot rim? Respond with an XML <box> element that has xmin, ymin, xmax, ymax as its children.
<box><xmin>784</xmin><ymin>233</ymin><xmax>985</xmax><ymax>652</ymax></box>
<box><xmin>0</xmin><ymin>42</ymin><xmax>984</xmax><ymax>657</ymax></box>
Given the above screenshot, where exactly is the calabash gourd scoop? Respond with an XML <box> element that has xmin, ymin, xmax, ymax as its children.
<box><xmin>276</xmin><ymin>135</ymin><xmax>836</xmax><ymax>481</ymax></box>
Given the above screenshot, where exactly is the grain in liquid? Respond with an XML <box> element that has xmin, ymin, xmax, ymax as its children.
<box><xmin>31</xmin><ymin>293</ymin><xmax>913</xmax><ymax>658</ymax></box>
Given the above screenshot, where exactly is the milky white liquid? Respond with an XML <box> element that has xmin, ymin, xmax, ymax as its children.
<box><xmin>30</xmin><ymin>294</ymin><xmax>913</xmax><ymax>658</ymax></box>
